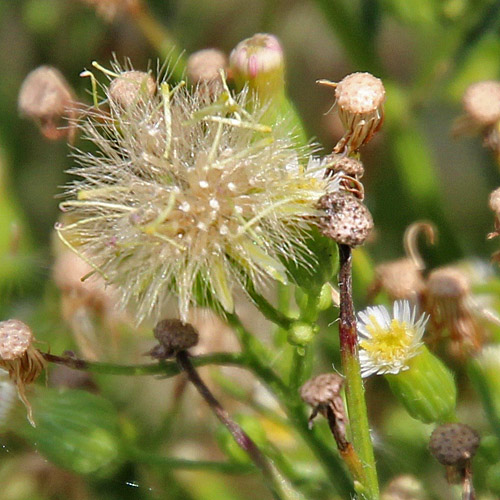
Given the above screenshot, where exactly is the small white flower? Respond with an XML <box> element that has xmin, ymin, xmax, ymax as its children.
<box><xmin>357</xmin><ymin>300</ymin><xmax>428</xmax><ymax>377</ymax></box>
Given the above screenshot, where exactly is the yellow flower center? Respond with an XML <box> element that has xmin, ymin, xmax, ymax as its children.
<box><xmin>360</xmin><ymin>316</ymin><xmax>414</xmax><ymax>364</ymax></box>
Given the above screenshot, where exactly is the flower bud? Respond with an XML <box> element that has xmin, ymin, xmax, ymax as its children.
<box><xmin>18</xmin><ymin>66</ymin><xmax>75</xmax><ymax>140</ymax></box>
<box><xmin>488</xmin><ymin>186</ymin><xmax>500</xmax><ymax>238</ymax></box>
<box><xmin>287</xmin><ymin>322</ymin><xmax>317</xmax><ymax>347</ymax></box>
<box><xmin>109</xmin><ymin>70</ymin><xmax>156</xmax><ymax>109</ymax></box>
<box><xmin>0</xmin><ymin>319</ymin><xmax>46</xmax><ymax>426</ymax></box>
<box><xmin>229</xmin><ymin>33</ymin><xmax>285</xmax><ymax>101</ymax></box>
<box><xmin>320</xmin><ymin>72</ymin><xmax>385</xmax><ymax>153</ymax></box>
<box><xmin>17</xmin><ymin>387</ymin><xmax>122</xmax><ymax>476</ymax></box>
<box><xmin>149</xmin><ymin>319</ymin><xmax>199</xmax><ymax>359</ymax></box>
<box><xmin>187</xmin><ymin>48</ymin><xmax>227</xmax><ymax>95</ymax></box>
<box><xmin>429</xmin><ymin>423</ymin><xmax>480</xmax><ymax>467</ymax></box>
<box><xmin>317</xmin><ymin>191</ymin><xmax>374</xmax><ymax>247</ymax></box>
<box><xmin>385</xmin><ymin>346</ymin><xmax>456</xmax><ymax>423</ymax></box>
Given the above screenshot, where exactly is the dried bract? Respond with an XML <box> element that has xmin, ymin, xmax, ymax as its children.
<box><xmin>149</xmin><ymin>319</ymin><xmax>199</xmax><ymax>359</ymax></box>
<box><xmin>324</xmin><ymin>154</ymin><xmax>364</xmax><ymax>179</ymax></box>
<box><xmin>424</xmin><ymin>267</ymin><xmax>486</xmax><ymax>359</ymax></box>
<box><xmin>18</xmin><ymin>66</ymin><xmax>75</xmax><ymax>141</ymax></box>
<box><xmin>0</xmin><ymin>320</ymin><xmax>46</xmax><ymax>426</ymax></box>
<box><xmin>317</xmin><ymin>191</ymin><xmax>373</xmax><ymax>247</ymax></box>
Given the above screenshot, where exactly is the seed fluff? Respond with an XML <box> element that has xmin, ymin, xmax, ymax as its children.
<box><xmin>57</xmin><ymin>62</ymin><xmax>337</xmax><ymax>324</ymax></box>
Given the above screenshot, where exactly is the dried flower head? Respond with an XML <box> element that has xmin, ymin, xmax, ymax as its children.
<box><xmin>149</xmin><ymin>319</ymin><xmax>199</xmax><ymax>359</ymax></box>
<box><xmin>187</xmin><ymin>49</ymin><xmax>227</xmax><ymax>95</ymax></box>
<box><xmin>0</xmin><ymin>320</ymin><xmax>46</xmax><ymax>426</ymax></box>
<box><xmin>429</xmin><ymin>423</ymin><xmax>480</xmax><ymax>467</ymax></box>
<box><xmin>370</xmin><ymin>258</ymin><xmax>425</xmax><ymax>303</ymax></box>
<box><xmin>324</xmin><ymin>154</ymin><xmax>364</xmax><ymax>179</ymax></box>
<box><xmin>424</xmin><ymin>267</ymin><xmax>486</xmax><ymax>359</ymax></box>
<box><xmin>317</xmin><ymin>190</ymin><xmax>373</xmax><ymax>247</ymax></box>
<box><xmin>357</xmin><ymin>301</ymin><xmax>428</xmax><ymax>377</ymax></box>
<box><xmin>18</xmin><ymin>66</ymin><xmax>76</xmax><ymax>141</ymax></box>
<box><xmin>319</xmin><ymin>72</ymin><xmax>385</xmax><ymax>153</ymax></box>
<box><xmin>57</xmin><ymin>63</ymin><xmax>335</xmax><ymax>323</ymax></box>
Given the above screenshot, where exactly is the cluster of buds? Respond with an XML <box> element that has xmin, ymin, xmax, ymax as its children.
<box><xmin>0</xmin><ymin>320</ymin><xmax>46</xmax><ymax>426</ymax></box>
<box><xmin>18</xmin><ymin>66</ymin><xmax>77</xmax><ymax>141</ymax></box>
<box><xmin>454</xmin><ymin>80</ymin><xmax>500</xmax><ymax>162</ymax></box>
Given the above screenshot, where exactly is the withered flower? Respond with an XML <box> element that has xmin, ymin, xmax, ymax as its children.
<box><xmin>0</xmin><ymin>319</ymin><xmax>46</xmax><ymax>426</ymax></box>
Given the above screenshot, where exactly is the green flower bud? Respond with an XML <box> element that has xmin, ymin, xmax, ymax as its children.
<box><xmin>386</xmin><ymin>346</ymin><xmax>456</xmax><ymax>424</ymax></box>
<box><xmin>287</xmin><ymin>322</ymin><xmax>317</xmax><ymax>347</ymax></box>
<box><xmin>16</xmin><ymin>387</ymin><xmax>122</xmax><ymax>476</ymax></box>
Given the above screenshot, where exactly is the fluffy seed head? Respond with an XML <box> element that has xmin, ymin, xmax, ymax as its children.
<box><xmin>300</xmin><ymin>373</ymin><xmax>344</xmax><ymax>409</ymax></box>
<box><xmin>18</xmin><ymin>66</ymin><xmax>75</xmax><ymax>140</ymax></box>
<box><xmin>332</xmin><ymin>72</ymin><xmax>385</xmax><ymax>153</ymax></box>
<box><xmin>429</xmin><ymin>423</ymin><xmax>480</xmax><ymax>466</ymax></box>
<box><xmin>358</xmin><ymin>301</ymin><xmax>428</xmax><ymax>377</ymax></box>
<box><xmin>317</xmin><ymin>191</ymin><xmax>373</xmax><ymax>246</ymax></box>
<box><xmin>57</xmin><ymin>63</ymin><xmax>334</xmax><ymax>323</ymax></box>
<box><xmin>109</xmin><ymin>71</ymin><xmax>156</xmax><ymax>109</ymax></box>
<box><xmin>463</xmin><ymin>81</ymin><xmax>500</xmax><ymax>127</ymax></box>
<box><xmin>150</xmin><ymin>319</ymin><xmax>199</xmax><ymax>359</ymax></box>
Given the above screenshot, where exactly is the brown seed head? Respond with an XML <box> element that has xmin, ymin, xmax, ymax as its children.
<box><xmin>0</xmin><ymin>320</ymin><xmax>33</xmax><ymax>361</ymax></box>
<box><xmin>187</xmin><ymin>49</ymin><xmax>227</xmax><ymax>87</ymax></box>
<box><xmin>426</xmin><ymin>267</ymin><xmax>470</xmax><ymax>300</ymax></box>
<box><xmin>150</xmin><ymin>319</ymin><xmax>199</xmax><ymax>359</ymax></box>
<box><xmin>374</xmin><ymin>258</ymin><xmax>425</xmax><ymax>301</ymax></box>
<box><xmin>300</xmin><ymin>372</ymin><xmax>344</xmax><ymax>409</ymax></box>
<box><xmin>318</xmin><ymin>191</ymin><xmax>373</xmax><ymax>247</ymax></box>
<box><xmin>109</xmin><ymin>71</ymin><xmax>157</xmax><ymax>109</ymax></box>
<box><xmin>463</xmin><ymin>81</ymin><xmax>500</xmax><ymax>127</ymax></box>
<box><xmin>429</xmin><ymin>423</ymin><xmax>480</xmax><ymax>466</ymax></box>
<box><xmin>324</xmin><ymin>154</ymin><xmax>364</xmax><ymax>179</ymax></box>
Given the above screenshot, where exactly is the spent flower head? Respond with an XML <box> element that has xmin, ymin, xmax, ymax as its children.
<box><xmin>357</xmin><ymin>301</ymin><xmax>428</xmax><ymax>377</ymax></box>
<box><xmin>57</xmin><ymin>62</ymin><xmax>336</xmax><ymax>324</ymax></box>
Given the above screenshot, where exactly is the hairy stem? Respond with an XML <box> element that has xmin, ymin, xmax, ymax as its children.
<box><xmin>338</xmin><ymin>244</ymin><xmax>379</xmax><ymax>499</ymax></box>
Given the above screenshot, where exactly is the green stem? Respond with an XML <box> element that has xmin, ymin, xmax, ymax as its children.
<box><xmin>226</xmin><ymin>313</ymin><xmax>354</xmax><ymax>498</ymax></box>
<box><xmin>338</xmin><ymin>244</ymin><xmax>379</xmax><ymax>499</ymax></box>
<box><xmin>41</xmin><ymin>351</ymin><xmax>245</xmax><ymax>377</ymax></box>
<box><xmin>246</xmin><ymin>283</ymin><xmax>294</xmax><ymax>330</ymax></box>
<box><xmin>130</xmin><ymin>2</ymin><xmax>187</xmax><ymax>81</ymax></box>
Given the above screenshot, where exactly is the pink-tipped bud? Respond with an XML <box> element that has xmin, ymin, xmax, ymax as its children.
<box><xmin>18</xmin><ymin>66</ymin><xmax>75</xmax><ymax>140</ymax></box>
<box><xmin>229</xmin><ymin>33</ymin><xmax>285</xmax><ymax>99</ymax></box>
